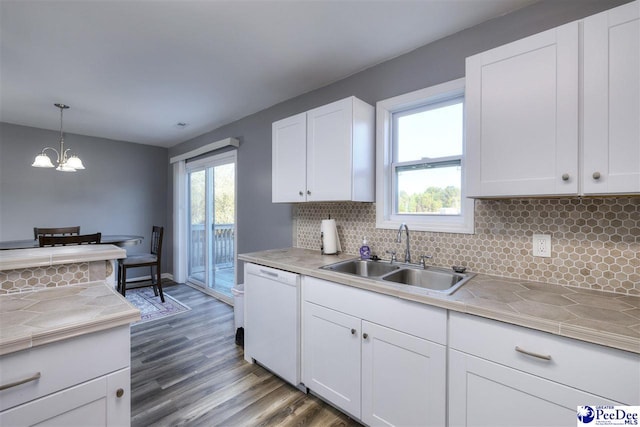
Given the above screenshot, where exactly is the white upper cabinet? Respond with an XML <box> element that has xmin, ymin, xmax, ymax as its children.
<box><xmin>466</xmin><ymin>0</ymin><xmax>639</xmax><ymax>197</ymax></box>
<box><xmin>272</xmin><ymin>112</ymin><xmax>307</xmax><ymax>203</ymax></box>
<box><xmin>583</xmin><ymin>1</ymin><xmax>640</xmax><ymax>195</ymax></box>
<box><xmin>272</xmin><ymin>96</ymin><xmax>374</xmax><ymax>203</ymax></box>
<box><xmin>466</xmin><ymin>22</ymin><xmax>579</xmax><ymax>197</ymax></box>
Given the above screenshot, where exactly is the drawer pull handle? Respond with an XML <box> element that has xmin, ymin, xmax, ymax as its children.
<box><xmin>0</xmin><ymin>372</ymin><xmax>41</xmax><ymax>391</ymax></box>
<box><xmin>515</xmin><ymin>346</ymin><xmax>551</xmax><ymax>361</ymax></box>
<box><xmin>116</xmin><ymin>388</ymin><xmax>125</xmax><ymax>398</ymax></box>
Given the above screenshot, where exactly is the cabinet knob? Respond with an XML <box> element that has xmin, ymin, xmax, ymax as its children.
<box><xmin>116</xmin><ymin>388</ymin><xmax>125</xmax><ymax>398</ymax></box>
<box><xmin>363</xmin><ymin>333</ymin><xmax>369</xmax><ymax>340</ymax></box>
<box><xmin>351</xmin><ymin>328</ymin><xmax>356</xmax><ymax>335</ymax></box>
<box><xmin>299</xmin><ymin>191</ymin><xmax>304</xmax><ymax>196</ymax></box>
<box><xmin>561</xmin><ymin>173</ymin><xmax>570</xmax><ymax>181</ymax></box>
<box><xmin>307</xmin><ymin>190</ymin><xmax>311</xmax><ymax>195</ymax></box>
<box><xmin>592</xmin><ymin>172</ymin><xmax>601</xmax><ymax>180</ymax></box>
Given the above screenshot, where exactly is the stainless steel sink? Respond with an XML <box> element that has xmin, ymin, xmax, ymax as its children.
<box><xmin>320</xmin><ymin>259</ymin><xmax>401</xmax><ymax>277</ymax></box>
<box><xmin>381</xmin><ymin>267</ymin><xmax>474</xmax><ymax>295</ymax></box>
<box><xmin>321</xmin><ymin>258</ymin><xmax>475</xmax><ymax>295</ymax></box>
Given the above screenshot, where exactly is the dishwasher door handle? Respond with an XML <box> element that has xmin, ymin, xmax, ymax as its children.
<box><xmin>259</xmin><ymin>269</ymin><xmax>279</xmax><ymax>278</ymax></box>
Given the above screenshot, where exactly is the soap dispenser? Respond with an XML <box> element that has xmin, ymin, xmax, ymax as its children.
<box><xmin>360</xmin><ymin>237</ymin><xmax>371</xmax><ymax>260</ymax></box>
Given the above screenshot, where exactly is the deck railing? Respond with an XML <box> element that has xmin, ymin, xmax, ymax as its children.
<box><xmin>189</xmin><ymin>223</ymin><xmax>235</xmax><ymax>274</ymax></box>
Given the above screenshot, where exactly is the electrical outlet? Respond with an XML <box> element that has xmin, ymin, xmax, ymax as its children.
<box><xmin>533</xmin><ymin>234</ymin><xmax>551</xmax><ymax>258</ymax></box>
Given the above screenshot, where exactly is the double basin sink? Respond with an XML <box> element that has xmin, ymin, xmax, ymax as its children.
<box><xmin>320</xmin><ymin>258</ymin><xmax>475</xmax><ymax>295</ymax></box>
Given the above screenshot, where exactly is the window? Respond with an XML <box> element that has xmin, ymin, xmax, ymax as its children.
<box><xmin>376</xmin><ymin>78</ymin><xmax>474</xmax><ymax>233</ymax></box>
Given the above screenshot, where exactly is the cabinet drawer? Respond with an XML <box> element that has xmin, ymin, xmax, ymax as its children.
<box><xmin>0</xmin><ymin>368</ymin><xmax>130</xmax><ymax>427</ymax></box>
<box><xmin>303</xmin><ymin>276</ymin><xmax>446</xmax><ymax>344</ymax></box>
<box><xmin>449</xmin><ymin>312</ymin><xmax>640</xmax><ymax>404</ymax></box>
<box><xmin>0</xmin><ymin>326</ymin><xmax>130</xmax><ymax>412</ymax></box>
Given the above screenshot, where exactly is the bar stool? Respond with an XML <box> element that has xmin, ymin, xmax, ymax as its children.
<box><xmin>118</xmin><ymin>226</ymin><xmax>164</xmax><ymax>302</ymax></box>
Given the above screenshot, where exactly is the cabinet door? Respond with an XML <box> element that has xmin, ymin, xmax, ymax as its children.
<box><xmin>302</xmin><ymin>302</ymin><xmax>361</xmax><ymax>418</ymax></box>
<box><xmin>0</xmin><ymin>368</ymin><xmax>130</xmax><ymax>427</ymax></box>
<box><xmin>272</xmin><ymin>112</ymin><xmax>307</xmax><ymax>202</ymax></box>
<box><xmin>361</xmin><ymin>321</ymin><xmax>446</xmax><ymax>427</ymax></box>
<box><xmin>466</xmin><ymin>22</ymin><xmax>579</xmax><ymax>197</ymax></box>
<box><xmin>306</xmin><ymin>98</ymin><xmax>354</xmax><ymax>201</ymax></box>
<box><xmin>106</xmin><ymin>368</ymin><xmax>131</xmax><ymax>427</ymax></box>
<box><xmin>583</xmin><ymin>1</ymin><xmax>640</xmax><ymax>194</ymax></box>
<box><xmin>448</xmin><ymin>350</ymin><xmax>622</xmax><ymax>427</ymax></box>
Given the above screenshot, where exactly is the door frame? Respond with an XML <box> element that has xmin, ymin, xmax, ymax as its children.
<box><xmin>183</xmin><ymin>150</ymin><xmax>237</xmax><ymax>305</ymax></box>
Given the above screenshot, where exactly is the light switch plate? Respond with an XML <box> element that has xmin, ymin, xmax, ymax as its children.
<box><xmin>533</xmin><ymin>234</ymin><xmax>551</xmax><ymax>258</ymax></box>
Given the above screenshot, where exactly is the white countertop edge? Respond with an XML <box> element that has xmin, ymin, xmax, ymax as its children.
<box><xmin>30</xmin><ymin>311</ymin><xmax>141</xmax><ymax>349</ymax></box>
<box><xmin>0</xmin><ymin>245</ymin><xmax>126</xmax><ymax>271</ymax></box>
<box><xmin>0</xmin><ymin>281</ymin><xmax>141</xmax><ymax>356</ymax></box>
<box><xmin>0</xmin><ymin>336</ymin><xmax>32</xmax><ymax>357</ymax></box>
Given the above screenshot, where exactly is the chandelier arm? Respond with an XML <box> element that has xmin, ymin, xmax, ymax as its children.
<box><xmin>62</xmin><ymin>147</ymin><xmax>73</xmax><ymax>163</ymax></box>
<box><xmin>40</xmin><ymin>146</ymin><xmax>62</xmax><ymax>163</ymax></box>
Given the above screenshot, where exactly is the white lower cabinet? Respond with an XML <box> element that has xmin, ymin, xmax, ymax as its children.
<box><xmin>0</xmin><ymin>368</ymin><xmax>130</xmax><ymax>427</ymax></box>
<box><xmin>448</xmin><ymin>351</ymin><xmax>620</xmax><ymax>427</ymax></box>
<box><xmin>448</xmin><ymin>312</ymin><xmax>639</xmax><ymax>427</ymax></box>
<box><xmin>361</xmin><ymin>321</ymin><xmax>446</xmax><ymax>427</ymax></box>
<box><xmin>296</xmin><ymin>274</ymin><xmax>640</xmax><ymax>427</ymax></box>
<box><xmin>302</xmin><ymin>276</ymin><xmax>447</xmax><ymax>426</ymax></box>
<box><xmin>303</xmin><ymin>302</ymin><xmax>361</xmax><ymax>418</ymax></box>
<box><xmin>0</xmin><ymin>326</ymin><xmax>131</xmax><ymax>426</ymax></box>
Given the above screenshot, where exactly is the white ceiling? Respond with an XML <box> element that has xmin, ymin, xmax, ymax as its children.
<box><xmin>0</xmin><ymin>0</ymin><xmax>535</xmax><ymax>148</ymax></box>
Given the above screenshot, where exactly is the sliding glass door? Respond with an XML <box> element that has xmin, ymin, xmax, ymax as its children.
<box><xmin>187</xmin><ymin>151</ymin><xmax>236</xmax><ymax>303</ymax></box>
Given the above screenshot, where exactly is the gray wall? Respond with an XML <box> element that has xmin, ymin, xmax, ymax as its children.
<box><xmin>1</xmin><ymin>0</ymin><xmax>628</xmax><ymax>283</ymax></box>
<box><xmin>168</xmin><ymin>0</ymin><xmax>629</xmax><ymax>282</ymax></box>
<box><xmin>0</xmin><ymin>122</ymin><xmax>169</xmax><ymax>275</ymax></box>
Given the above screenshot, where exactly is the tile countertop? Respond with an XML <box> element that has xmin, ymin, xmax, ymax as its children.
<box><xmin>0</xmin><ymin>245</ymin><xmax>126</xmax><ymax>271</ymax></box>
<box><xmin>239</xmin><ymin>247</ymin><xmax>640</xmax><ymax>354</ymax></box>
<box><xmin>0</xmin><ymin>281</ymin><xmax>140</xmax><ymax>356</ymax></box>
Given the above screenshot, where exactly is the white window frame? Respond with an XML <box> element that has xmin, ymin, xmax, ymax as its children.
<box><xmin>376</xmin><ymin>78</ymin><xmax>474</xmax><ymax>234</ymax></box>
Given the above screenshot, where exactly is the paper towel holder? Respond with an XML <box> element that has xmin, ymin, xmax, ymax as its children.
<box><xmin>320</xmin><ymin>231</ymin><xmax>341</xmax><ymax>255</ymax></box>
<box><xmin>321</xmin><ymin>217</ymin><xmax>342</xmax><ymax>255</ymax></box>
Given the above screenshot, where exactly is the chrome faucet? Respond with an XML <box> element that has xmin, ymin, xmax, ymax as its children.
<box><xmin>396</xmin><ymin>223</ymin><xmax>410</xmax><ymax>263</ymax></box>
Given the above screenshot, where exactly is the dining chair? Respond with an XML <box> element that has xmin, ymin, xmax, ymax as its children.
<box><xmin>38</xmin><ymin>233</ymin><xmax>102</xmax><ymax>247</ymax></box>
<box><xmin>34</xmin><ymin>226</ymin><xmax>80</xmax><ymax>241</ymax></box>
<box><xmin>117</xmin><ymin>226</ymin><xmax>164</xmax><ymax>302</ymax></box>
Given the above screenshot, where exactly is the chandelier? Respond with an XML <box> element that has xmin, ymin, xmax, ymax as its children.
<box><xmin>31</xmin><ymin>103</ymin><xmax>85</xmax><ymax>172</ymax></box>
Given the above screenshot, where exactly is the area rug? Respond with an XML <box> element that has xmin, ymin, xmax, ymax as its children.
<box><xmin>125</xmin><ymin>287</ymin><xmax>191</xmax><ymax>324</ymax></box>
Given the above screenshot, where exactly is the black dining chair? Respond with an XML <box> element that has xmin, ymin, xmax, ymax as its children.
<box><xmin>34</xmin><ymin>226</ymin><xmax>80</xmax><ymax>241</ymax></box>
<box><xmin>117</xmin><ymin>226</ymin><xmax>164</xmax><ymax>302</ymax></box>
<box><xmin>39</xmin><ymin>233</ymin><xmax>102</xmax><ymax>247</ymax></box>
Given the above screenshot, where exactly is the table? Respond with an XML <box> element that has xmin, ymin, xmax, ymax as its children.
<box><xmin>0</xmin><ymin>235</ymin><xmax>143</xmax><ymax>250</ymax></box>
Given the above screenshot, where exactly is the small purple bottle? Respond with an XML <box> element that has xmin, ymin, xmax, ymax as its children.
<box><xmin>359</xmin><ymin>237</ymin><xmax>371</xmax><ymax>260</ymax></box>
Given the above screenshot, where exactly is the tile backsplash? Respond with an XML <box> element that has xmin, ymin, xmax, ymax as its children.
<box><xmin>295</xmin><ymin>198</ymin><xmax>640</xmax><ymax>295</ymax></box>
<box><xmin>0</xmin><ymin>260</ymin><xmax>110</xmax><ymax>294</ymax></box>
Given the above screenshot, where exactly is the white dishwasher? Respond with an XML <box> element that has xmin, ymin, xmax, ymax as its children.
<box><xmin>244</xmin><ymin>263</ymin><xmax>300</xmax><ymax>386</ymax></box>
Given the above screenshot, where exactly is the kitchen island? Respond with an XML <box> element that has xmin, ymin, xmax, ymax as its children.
<box><xmin>0</xmin><ymin>245</ymin><xmax>140</xmax><ymax>426</ymax></box>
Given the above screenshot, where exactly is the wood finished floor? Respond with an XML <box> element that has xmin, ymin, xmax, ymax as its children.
<box><xmin>130</xmin><ymin>282</ymin><xmax>361</xmax><ymax>427</ymax></box>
